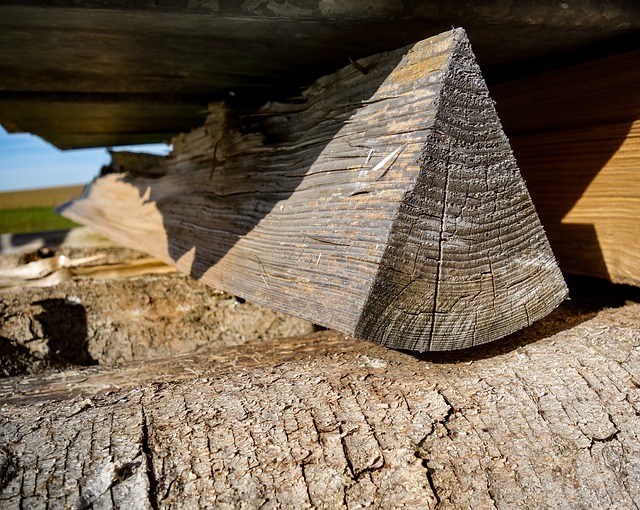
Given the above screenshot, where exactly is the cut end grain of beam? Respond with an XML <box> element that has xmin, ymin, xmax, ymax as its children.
<box><xmin>60</xmin><ymin>28</ymin><xmax>567</xmax><ymax>351</ymax></box>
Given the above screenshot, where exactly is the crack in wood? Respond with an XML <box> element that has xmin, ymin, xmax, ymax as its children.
<box><xmin>139</xmin><ymin>403</ymin><xmax>159</xmax><ymax>510</ymax></box>
<box><xmin>427</xmin><ymin>138</ymin><xmax>452</xmax><ymax>352</ymax></box>
<box><xmin>0</xmin><ymin>446</ymin><xmax>17</xmax><ymax>494</ymax></box>
<box><xmin>418</xmin><ymin>453</ymin><xmax>441</xmax><ymax>508</ymax></box>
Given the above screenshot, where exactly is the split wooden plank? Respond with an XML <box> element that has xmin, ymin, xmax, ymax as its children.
<box><xmin>60</xmin><ymin>28</ymin><xmax>567</xmax><ymax>351</ymax></box>
<box><xmin>491</xmin><ymin>49</ymin><xmax>640</xmax><ymax>286</ymax></box>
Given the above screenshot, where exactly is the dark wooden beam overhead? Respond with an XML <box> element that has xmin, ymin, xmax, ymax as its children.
<box><xmin>0</xmin><ymin>0</ymin><xmax>638</xmax><ymax>149</ymax></box>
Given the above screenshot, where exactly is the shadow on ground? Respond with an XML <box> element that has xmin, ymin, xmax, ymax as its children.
<box><xmin>408</xmin><ymin>273</ymin><xmax>640</xmax><ymax>363</ymax></box>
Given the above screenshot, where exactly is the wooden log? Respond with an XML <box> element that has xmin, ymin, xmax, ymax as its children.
<box><xmin>491</xmin><ymin>49</ymin><xmax>640</xmax><ymax>286</ymax></box>
<box><xmin>60</xmin><ymin>29</ymin><xmax>567</xmax><ymax>352</ymax></box>
<box><xmin>1</xmin><ymin>302</ymin><xmax>639</xmax><ymax>508</ymax></box>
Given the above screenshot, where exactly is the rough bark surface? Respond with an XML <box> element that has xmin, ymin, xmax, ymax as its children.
<box><xmin>60</xmin><ymin>29</ymin><xmax>566</xmax><ymax>351</ymax></box>
<box><xmin>1</xmin><ymin>294</ymin><xmax>639</xmax><ymax>508</ymax></box>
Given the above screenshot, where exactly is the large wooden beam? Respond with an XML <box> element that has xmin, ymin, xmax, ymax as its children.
<box><xmin>492</xmin><ymin>49</ymin><xmax>640</xmax><ymax>286</ymax></box>
<box><xmin>60</xmin><ymin>29</ymin><xmax>567</xmax><ymax>352</ymax></box>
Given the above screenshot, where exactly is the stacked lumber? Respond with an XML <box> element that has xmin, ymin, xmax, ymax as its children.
<box><xmin>60</xmin><ymin>29</ymin><xmax>567</xmax><ymax>351</ymax></box>
<box><xmin>491</xmin><ymin>49</ymin><xmax>640</xmax><ymax>286</ymax></box>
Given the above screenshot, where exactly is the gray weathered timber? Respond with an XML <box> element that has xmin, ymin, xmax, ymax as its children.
<box><xmin>1</xmin><ymin>304</ymin><xmax>639</xmax><ymax>508</ymax></box>
<box><xmin>60</xmin><ymin>29</ymin><xmax>567</xmax><ymax>351</ymax></box>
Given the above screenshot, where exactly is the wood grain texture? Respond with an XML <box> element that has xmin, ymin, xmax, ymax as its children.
<box><xmin>492</xmin><ymin>49</ymin><xmax>640</xmax><ymax>286</ymax></box>
<box><xmin>1</xmin><ymin>303</ymin><xmax>639</xmax><ymax>508</ymax></box>
<box><xmin>60</xmin><ymin>29</ymin><xmax>567</xmax><ymax>351</ymax></box>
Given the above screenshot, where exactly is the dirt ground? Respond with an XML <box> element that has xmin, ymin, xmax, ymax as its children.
<box><xmin>0</xmin><ymin>243</ymin><xmax>314</xmax><ymax>377</ymax></box>
<box><xmin>1</xmin><ymin>236</ymin><xmax>639</xmax><ymax>379</ymax></box>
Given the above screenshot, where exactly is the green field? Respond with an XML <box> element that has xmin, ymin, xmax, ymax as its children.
<box><xmin>0</xmin><ymin>185</ymin><xmax>84</xmax><ymax>233</ymax></box>
<box><xmin>0</xmin><ymin>207</ymin><xmax>79</xmax><ymax>234</ymax></box>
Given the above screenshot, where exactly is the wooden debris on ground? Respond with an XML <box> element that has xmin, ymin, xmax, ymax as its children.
<box><xmin>0</xmin><ymin>252</ymin><xmax>175</xmax><ymax>291</ymax></box>
<box><xmin>60</xmin><ymin>28</ymin><xmax>567</xmax><ymax>352</ymax></box>
<box><xmin>0</xmin><ymin>227</ymin><xmax>176</xmax><ymax>291</ymax></box>
<box><xmin>0</xmin><ymin>244</ymin><xmax>314</xmax><ymax>370</ymax></box>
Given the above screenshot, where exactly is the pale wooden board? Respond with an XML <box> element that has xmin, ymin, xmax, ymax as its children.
<box><xmin>492</xmin><ymin>49</ymin><xmax>640</xmax><ymax>286</ymax></box>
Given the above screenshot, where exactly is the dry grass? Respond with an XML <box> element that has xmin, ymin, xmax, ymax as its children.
<box><xmin>0</xmin><ymin>185</ymin><xmax>84</xmax><ymax>211</ymax></box>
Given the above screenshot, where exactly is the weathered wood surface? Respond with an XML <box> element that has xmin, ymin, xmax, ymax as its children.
<box><xmin>1</xmin><ymin>300</ymin><xmax>639</xmax><ymax>509</ymax></box>
<box><xmin>492</xmin><ymin>49</ymin><xmax>640</xmax><ymax>287</ymax></box>
<box><xmin>60</xmin><ymin>29</ymin><xmax>567</xmax><ymax>352</ymax></box>
<box><xmin>1</xmin><ymin>1</ymin><xmax>639</xmax><ymax>149</ymax></box>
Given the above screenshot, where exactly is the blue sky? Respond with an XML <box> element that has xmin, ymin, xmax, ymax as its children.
<box><xmin>0</xmin><ymin>125</ymin><xmax>171</xmax><ymax>192</ymax></box>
